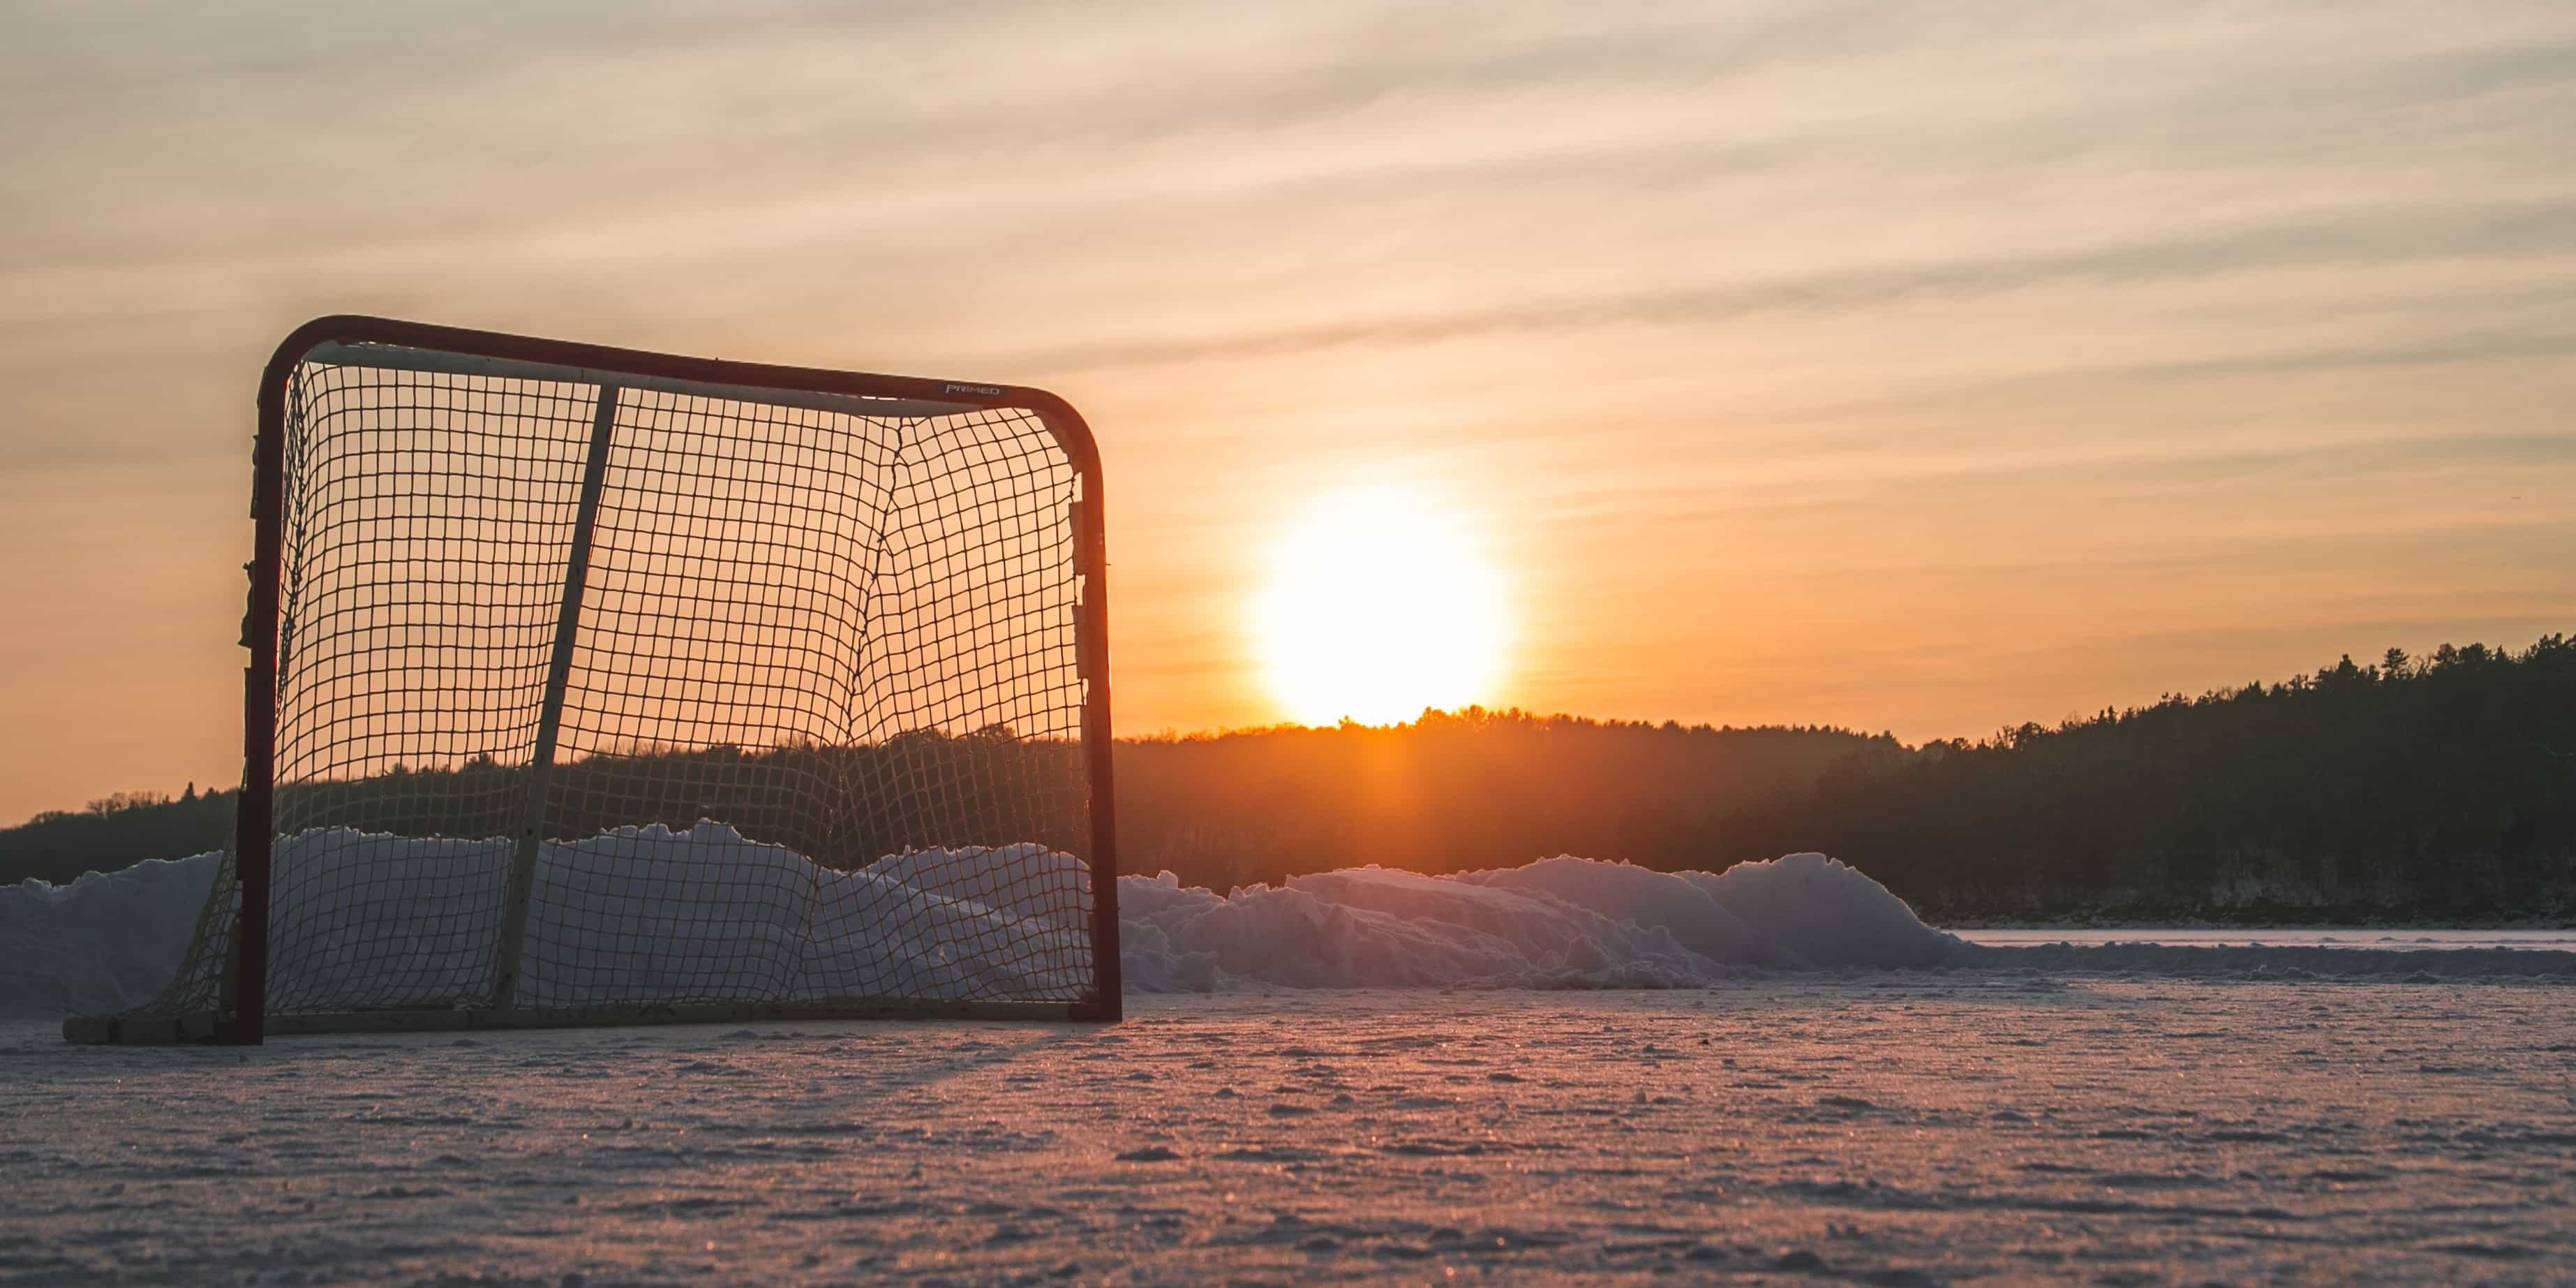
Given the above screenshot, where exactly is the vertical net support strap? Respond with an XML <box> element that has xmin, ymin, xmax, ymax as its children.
<box><xmin>492</xmin><ymin>384</ymin><xmax>621</xmax><ymax>1009</ymax></box>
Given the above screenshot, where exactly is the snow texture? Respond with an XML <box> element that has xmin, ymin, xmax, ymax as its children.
<box><xmin>0</xmin><ymin>854</ymin><xmax>218</xmax><ymax>1019</ymax></box>
<box><xmin>1122</xmin><ymin>852</ymin><xmax>1962</xmax><ymax>990</ymax></box>
<box><xmin>8</xmin><ymin>834</ymin><xmax>2576</xmax><ymax>1020</ymax></box>
<box><xmin>253</xmin><ymin>825</ymin><xmax>1093</xmax><ymax>1011</ymax></box>
<box><xmin>6</xmin><ymin>984</ymin><xmax>2575</xmax><ymax>1285</ymax></box>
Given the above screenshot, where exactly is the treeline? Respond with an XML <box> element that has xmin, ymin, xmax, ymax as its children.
<box><xmin>1736</xmin><ymin>636</ymin><xmax>2576</xmax><ymax>921</ymax></box>
<box><xmin>6</xmin><ymin>635</ymin><xmax>2571</xmax><ymax>921</ymax></box>
<box><xmin>1</xmin><ymin>787</ymin><xmax>241</xmax><ymax>888</ymax></box>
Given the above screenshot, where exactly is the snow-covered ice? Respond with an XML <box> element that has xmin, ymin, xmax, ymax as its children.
<box><xmin>6</xmin><ymin>984</ymin><xmax>2575</xmax><ymax>1285</ymax></box>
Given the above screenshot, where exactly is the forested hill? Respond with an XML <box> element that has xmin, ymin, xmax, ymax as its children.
<box><xmin>5</xmin><ymin>634</ymin><xmax>2571</xmax><ymax>921</ymax></box>
<box><xmin>1737</xmin><ymin>635</ymin><xmax>2576</xmax><ymax>921</ymax></box>
<box><xmin>1</xmin><ymin>788</ymin><xmax>239</xmax><ymax>889</ymax></box>
<box><xmin>1117</xmin><ymin>637</ymin><xmax>2576</xmax><ymax>919</ymax></box>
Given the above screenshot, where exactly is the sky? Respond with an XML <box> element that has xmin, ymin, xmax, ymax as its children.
<box><xmin>3</xmin><ymin>0</ymin><xmax>2573</xmax><ymax>824</ymax></box>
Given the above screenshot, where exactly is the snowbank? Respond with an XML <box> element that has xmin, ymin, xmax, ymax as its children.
<box><xmin>3</xmin><ymin>827</ymin><xmax>1101</xmax><ymax>1019</ymax></box>
<box><xmin>0</xmin><ymin>854</ymin><xmax>219</xmax><ymax>1019</ymax></box>
<box><xmin>8</xmin><ymin>836</ymin><xmax>2575</xmax><ymax>1019</ymax></box>
<box><xmin>1119</xmin><ymin>852</ymin><xmax>1958</xmax><ymax>991</ymax></box>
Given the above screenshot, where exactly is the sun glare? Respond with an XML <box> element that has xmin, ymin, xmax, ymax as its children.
<box><xmin>1253</xmin><ymin>484</ymin><xmax>1510</xmax><ymax>726</ymax></box>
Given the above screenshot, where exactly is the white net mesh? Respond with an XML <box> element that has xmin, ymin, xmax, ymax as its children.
<box><xmin>133</xmin><ymin>339</ymin><xmax>1107</xmax><ymax>1032</ymax></box>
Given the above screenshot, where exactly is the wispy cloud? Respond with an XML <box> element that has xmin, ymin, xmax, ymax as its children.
<box><xmin>991</xmin><ymin>197</ymin><xmax>2576</xmax><ymax>371</ymax></box>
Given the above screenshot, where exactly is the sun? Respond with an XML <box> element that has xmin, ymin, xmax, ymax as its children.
<box><xmin>1252</xmin><ymin>484</ymin><xmax>1510</xmax><ymax>726</ymax></box>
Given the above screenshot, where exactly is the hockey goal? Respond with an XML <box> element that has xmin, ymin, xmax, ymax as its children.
<box><xmin>67</xmin><ymin>316</ymin><xmax>1120</xmax><ymax>1044</ymax></box>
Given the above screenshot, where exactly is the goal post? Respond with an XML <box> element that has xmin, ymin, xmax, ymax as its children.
<box><xmin>66</xmin><ymin>316</ymin><xmax>1120</xmax><ymax>1044</ymax></box>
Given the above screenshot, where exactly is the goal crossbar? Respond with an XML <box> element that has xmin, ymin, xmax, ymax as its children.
<box><xmin>304</xmin><ymin>341</ymin><xmax>989</xmax><ymax>423</ymax></box>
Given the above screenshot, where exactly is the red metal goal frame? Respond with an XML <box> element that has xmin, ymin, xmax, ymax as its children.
<box><xmin>218</xmin><ymin>315</ymin><xmax>1122</xmax><ymax>1043</ymax></box>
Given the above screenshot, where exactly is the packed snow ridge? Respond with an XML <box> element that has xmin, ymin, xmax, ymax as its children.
<box><xmin>6</xmin><ymin>827</ymin><xmax>2575</xmax><ymax>1019</ymax></box>
<box><xmin>1122</xmin><ymin>852</ymin><xmax>1953</xmax><ymax>990</ymax></box>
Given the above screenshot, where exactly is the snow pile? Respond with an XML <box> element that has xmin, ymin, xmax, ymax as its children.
<box><xmin>240</xmin><ymin>824</ymin><xmax>1096</xmax><ymax>1013</ymax></box>
<box><xmin>522</xmin><ymin>824</ymin><xmax>1092</xmax><ymax>1006</ymax></box>
<box><xmin>1</xmin><ymin>826</ymin><xmax>1099</xmax><ymax>1019</ymax></box>
<box><xmin>10</xmin><ymin>834</ymin><xmax>2576</xmax><ymax>1019</ymax></box>
<box><xmin>3</xmin><ymin>838</ymin><xmax>1946</xmax><ymax>1014</ymax></box>
<box><xmin>0</xmin><ymin>854</ymin><xmax>219</xmax><ymax>1018</ymax></box>
<box><xmin>1122</xmin><ymin>852</ymin><xmax>1956</xmax><ymax>991</ymax></box>
<box><xmin>1693</xmin><ymin>853</ymin><xmax>1966</xmax><ymax>968</ymax></box>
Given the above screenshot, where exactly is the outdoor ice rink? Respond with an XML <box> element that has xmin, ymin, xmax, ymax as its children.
<box><xmin>9</xmin><ymin>979</ymin><xmax>2574</xmax><ymax>1286</ymax></box>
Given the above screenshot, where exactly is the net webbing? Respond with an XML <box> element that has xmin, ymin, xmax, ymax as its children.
<box><xmin>142</xmin><ymin>354</ymin><xmax>1098</xmax><ymax>1025</ymax></box>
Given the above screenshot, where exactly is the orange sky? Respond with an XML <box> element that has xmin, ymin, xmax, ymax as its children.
<box><xmin>3</xmin><ymin>2</ymin><xmax>2573</xmax><ymax>824</ymax></box>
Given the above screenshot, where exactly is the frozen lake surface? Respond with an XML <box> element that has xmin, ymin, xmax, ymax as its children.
<box><xmin>1954</xmin><ymin>927</ymin><xmax>2576</xmax><ymax>951</ymax></box>
<box><xmin>8</xmin><ymin>980</ymin><xmax>2574</xmax><ymax>1286</ymax></box>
